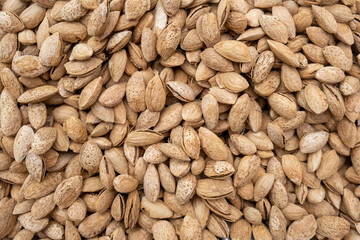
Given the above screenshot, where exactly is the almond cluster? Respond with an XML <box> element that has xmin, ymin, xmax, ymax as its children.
<box><xmin>1</xmin><ymin>0</ymin><xmax>360</xmax><ymax>240</ymax></box>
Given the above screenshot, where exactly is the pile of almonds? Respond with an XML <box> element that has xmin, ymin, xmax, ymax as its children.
<box><xmin>2</xmin><ymin>0</ymin><xmax>360</xmax><ymax>239</ymax></box>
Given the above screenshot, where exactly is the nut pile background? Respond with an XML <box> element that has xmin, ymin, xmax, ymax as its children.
<box><xmin>1</xmin><ymin>0</ymin><xmax>360</xmax><ymax>239</ymax></box>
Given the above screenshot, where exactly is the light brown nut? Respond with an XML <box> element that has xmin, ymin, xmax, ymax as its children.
<box><xmin>268</xmin><ymin>93</ymin><xmax>297</xmax><ymax>119</ymax></box>
<box><xmin>315</xmin><ymin>66</ymin><xmax>345</xmax><ymax>84</ymax></box>
<box><xmin>267</xmin><ymin>40</ymin><xmax>302</xmax><ymax>68</ymax></box>
<box><xmin>209</xmin><ymin>87</ymin><xmax>237</xmax><ymax>105</ymax></box>
<box><xmin>13</xmin><ymin>229</ymin><xmax>34</xmax><ymax>240</ymax></box>
<box><xmin>254</xmin><ymin>173</ymin><xmax>275</xmax><ymax>201</ymax></box>
<box><xmin>126</xmin><ymin>129</ymin><xmax>164</xmax><ymax>146</ymax></box>
<box><xmin>180</xmin><ymin>214</ymin><xmax>202</xmax><ymax>240</ymax></box>
<box><xmin>304</xmin><ymin>84</ymin><xmax>328</xmax><ymax>114</ymax></box>
<box><xmin>78</xmin><ymin>76</ymin><xmax>103</xmax><ymax>110</ymax></box>
<box><xmin>39</xmin><ymin>33</ymin><xmax>63</xmax><ymax>67</ymax></box>
<box><xmin>196</xmin><ymin>12</ymin><xmax>220</xmax><ymax>48</ymax></box>
<box><xmin>28</xmin><ymin>103</ymin><xmax>46</xmax><ymax>129</ymax></box>
<box><xmin>286</xmin><ymin>214</ymin><xmax>317</xmax><ymax>240</ymax></box>
<box><xmin>254</xmin><ymin>71</ymin><xmax>280</xmax><ymax>97</ymax></box>
<box><xmin>252</xmin><ymin>50</ymin><xmax>275</xmax><ymax>83</ymax></box>
<box><xmin>140</xmin><ymin>196</ymin><xmax>173</xmax><ymax>219</ymax></box>
<box><xmin>244</xmin><ymin>207</ymin><xmax>262</xmax><ymax>225</ymax></box>
<box><xmin>214</xmin><ymin>40</ymin><xmax>250</xmax><ymax>63</ymax></box>
<box><xmin>204</xmin><ymin>160</ymin><xmax>235</xmax><ymax>179</ymax></box>
<box><xmin>323</xmin><ymin>46</ymin><xmax>352</xmax><ymax>71</ymax></box>
<box><xmin>198</xmin><ymin>127</ymin><xmax>228</xmax><ymax>161</ymax></box>
<box><xmin>17</xmin><ymin>85</ymin><xmax>58</xmax><ymax>104</ymax></box>
<box><xmin>340</xmin><ymin>76</ymin><xmax>360</xmax><ymax>96</ymax></box>
<box><xmin>69</xmin><ymin>43</ymin><xmax>93</xmax><ymax>61</ymax></box>
<box><xmin>252</xmin><ymin>223</ymin><xmax>272</xmax><ymax>240</ymax></box>
<box><xmin>0</xmin><ymin>33</ymin><xmax>17</xmax><ymax>63</ymax></box>
<box><xmin>49</xmin><ymin>22</ymin><xmax>87</xmax><ymax>43</ymax></box>
<box><xmin>317</xmin><ymin>216</ymin><xmax>350</xmax><ymax>239</ymax></box>
<box><xmin>156</xmin><ymin>23</ymin><xmax>181</xmax><ymax>60</ymax></box>
<box><xmin>215</xmin><ymin>72</ymin><xmax>249</xmax><ymax>93</ymax></box>
<box><xmin>176</xmin><ymin>173</ymin><xmax>197</xmax><ymax>204</ymax></box>
<box><xmin>64</xmin><ymin>57</ymin><xmax>103</xmax><ymax>77</ymax></box>
<box><xmin>299</xmin><ymin>131</ymin><xmax>329</xmax><ymax>153</ymax></box>
<box><xmin>54</xmin><ymin>175</ymin><xmax>83</xmax><ymax>209</ymax></box>
<box><xmin>167</xmin><ymin>81</ymin><xmax>196</xmax><ymax>102</ymax></box>
<box><xmin>43</xmin><ymin>220</ymin><xmax>64</xmax><ymax>240</ymax></box>
<box><xmin>230</xmin><ymin>219</ymin><xmax>251</xmax><ymax>240</ymax></box>
<box><xmin>338</xmin><ymin>117</ymin><xmax>357</xmax><ymax>148</ymax></box>
<box><xmin>23</xmin><ymin>172</ymin><xmax>64</xmax><ymax>199</ymax></box>
<box><xmin>282</xmin><ymin>155</ymin><xmax>302</xmax><ymax>185</ymax></box>
<box><xmin>64</xmin><ymin>116</ymin><xmax>88</xmax><ymax>143</ymax></box>
<box><xmin>1</xmin><ymin>89</ymin><xmax>22</xmax><ymax>137</ymax></box>
<box><xmin>152</xmin><ymin>220</ymin><xmax>178</xmax><ymax>240</ymax></box>
<box><xmin>99</xmin><ymin>156</ymin><xmax>116</xmax><ymax>190</ymax></box>
<box><xmin>0</xmin><ymin>198</ymin><xmax>17</xmax><ymax>238</ymax></box>
<box><xmin>24</xmin><ymin>152</ymin><xmax>44</xmax><ymax>182</ymax></box>
<box><xmin>269</xmin><ymin>205</ymin><xmax>287</xmax><ymax>240</ymax></box>
<box><xmin>312</xmin><ymin>5</ymin><xmax>337</xmax><ymax>34</ymax></box>
<box><xmin>124</xmin><ymin>0</ymin><xmax>150</xmax><ymax>20</ymax></box>
<box><xmin>19</xmin><ymin>3</ymin><xmax>46</xmax><ymax>29</ymax></box>
<box><xmin>196</xmin><ymin>178</ymin><xmax>234</xmax><ymax>200</ymax></box>
<box><xmin>143</xmin><ymin>164</ymin><xmax>160</xmax><ymax>202</ymax></box>
<box><xmin>316</xmin><ymin>149</ymin><xmax>340</xmax><ymax>180</ymax></box>
<box><xmin>201</xmin><ymin>94</ymin><xmax>219</xmax><ymax>130</ymax></box>
<box><xmin>113</xmin><ymin>175</ymin><xmax>139</xmax><ymax>193</ymax></box>
<box><xmin>228</xmin><ymin>93</ymin><xmax>250</xmax><ymax>133</ymax></box>
<box><xmin>234</xmin><ymin>155</ymin><xmax>260</xmax><ymax>187</ymax></box>
<box><xmin>87</xmin><ymin>0</ymin><xmax>108</xmax><ymax>36</ymax></box>
<box><xmin>145</xmin><ymin>75</ymin><xmax>166</xmax><ymax>112</ymax></box>
<box><xmin>0</xmin><ymin>11</ymin><xmax>24</xmax><ymax>33</ymax></box>
<box><xmin>61</xmin><ymin>0</ymin><xmax>87</xmax><ymax>21</ymax></box>
<box><xmin>79</xmin><ymin>140</ymin><xmax>103</xmax><ymax>172</ymax></box>
<box><xmin>141</xmin><ymin>27</ymin><xmax>157</xmax><ymax>62</ymax></box>
<box><xmin>12</xmin><ymin>54</ymin><xmax>50</xmax><ymax>78</ymax></box>
<box><xmin>13</xmin><ymin>126</ymin><xmax>33</xmax><ymax>163</ymax></box>
<box><xmin>108</xmin><ymin>49</ymin><xmax>127</xmax><ymax>83</ymax></box>
<box><xmin>31</xmin><ymin>127</ymin><xmax>57</xmax><ymax>155</ymax></box>
<box><xmin>78</xmin><ymin>211</ymin><xmax>112</xmax><ymax>238</ymax></box>
<box><xmin>259</xmin><ymin>15</ymin><xmax>289</xmax><ymax>44</ymax></box>
<box><xmin>126</xmin><ymin>71</ymin><xmax>146</xmax><ymax>112</ymax></box>
<box><xmin>181</xmin><ymin>29</ymin><xmax>204</xmax><ymax>51</ymax></box>
<box><xmin>200</xmin><ymin>47</ymin><xmax>234</xmax><ymax>72</ymax></box>
<box><xmin>18</xmin><ymin>212</ymin><xmax>49</xmax><ymax>233</ymax></box>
